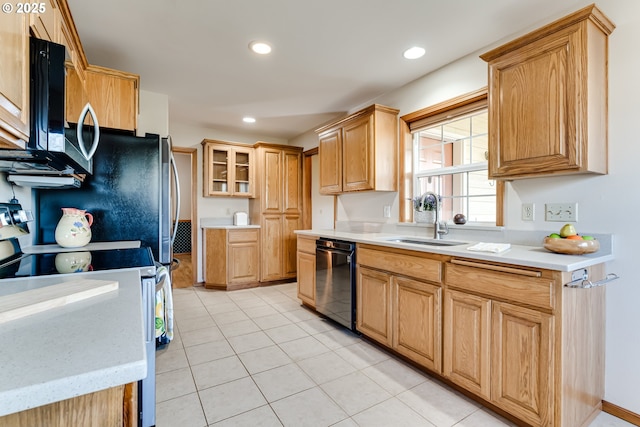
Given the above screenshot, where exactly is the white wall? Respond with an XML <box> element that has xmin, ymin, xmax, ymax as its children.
<box><xmin>295</xmin><ymin>0</ymin><xmax>640</xmax><ymax>413</ymax></box>
<box><xmin>137</xmin><ymin>89</ymin><xmax>169</xmax><ymax>137</ymax></box>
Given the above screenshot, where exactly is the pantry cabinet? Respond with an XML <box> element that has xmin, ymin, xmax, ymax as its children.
<box><xmin>0</xmin><ymin>11</ymin><xmax>30</xmax><ymax>148</ymax></box>
<box><xmin>249</xmin><ymin>143</ymin><xmax>303</xmax><ymax>282</ymax></box>
<box><xmin>203</xmin><ymin>227</ymin><xmax>260</xmax><ymax>290</ymax></box>
<box><xmin>296</xmin><ymin>235</ymin><xmax>316</xmax><ymax>307</ymax></box>
<box><xmin>66</xmin><ymin>64</ymin><xmax>139</xmax><ymax>131</ymax></box>
<box><xmin>481</xmin><ymin>5</ymin><xmax>614</xmax><ymax>179</ymax></box>
<box><xmin>201</xmin><ymin>140</ymin><xmax>254</xmax><ymax>197</ymax></box>
<box><xmin>316</xmin><ymin>104</ymin><xmax>398</xmax><ymax>194</ymax></box>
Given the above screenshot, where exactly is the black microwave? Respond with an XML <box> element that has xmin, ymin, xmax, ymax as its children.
<box><xmin>0</xmin><ymin>37</ymin><xmax>93</xmax><ymax>175</ymax></box>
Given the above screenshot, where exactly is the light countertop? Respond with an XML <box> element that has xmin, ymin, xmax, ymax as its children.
<box><xmin>0</xmin><ymin>269</ymin><xmax>147</xmax><ymax>416</ymax></box>
<box><xmin>295</xmin><ymin>229</ymin><xmax>613</xmax><ymax>271</ymax></box>
<box><xmin>201</xmin><ymin>225</ymin><xmax>260</xmax><ymax>229</ymax></box>
<box><xmin>22</xmin><ymin>240</ymin><xmax>142</xmax><ymax>254</ymax></box>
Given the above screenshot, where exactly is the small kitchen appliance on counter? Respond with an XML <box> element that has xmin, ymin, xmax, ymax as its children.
<box><xmin>233</xmin><ymin>211</ymin><xmax>249</xmax><ymax>226</ymax></box>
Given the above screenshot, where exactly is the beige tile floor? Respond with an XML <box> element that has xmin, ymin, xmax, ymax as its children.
<box><xmin>156</xmin><ymin>283</ymin><xmax>633</xmax><ymax>427</ymax></box>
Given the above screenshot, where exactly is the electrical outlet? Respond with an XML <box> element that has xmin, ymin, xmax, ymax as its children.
<box><xmin>383</xmin><ymin>205</ymin><xmax>391</xmax><ymax>218</ymax></box>
<box><xmin>545</xmin><ymin>203</ymin><xmax>578</xmax><ymax>221</ymax></box>
<box><xmin>522</xmin><ymin>203</ymin><xmax>534</xmax><ymax>221</ymax></box>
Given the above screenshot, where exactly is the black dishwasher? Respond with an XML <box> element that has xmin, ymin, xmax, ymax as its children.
<box><xmin>315</xmin><ymin>238</ymin><xmax>357</xmax><ymax>332</ymax></box>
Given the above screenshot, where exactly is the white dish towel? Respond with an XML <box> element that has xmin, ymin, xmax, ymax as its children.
<box><xmin>155</xmin><ymin>266</ymin><xmax>174</xmax><ymax>345</ymax></box>
<box><xmin>467</xmin><ymin>242</ymin><xmax>511</xmax><ymax>253</ymax></box>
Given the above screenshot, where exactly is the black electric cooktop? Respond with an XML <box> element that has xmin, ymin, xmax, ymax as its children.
<box><xmin>0</xmin><ymin>247</ymin><xmax>155</xmax><ymax>280</ymax></box>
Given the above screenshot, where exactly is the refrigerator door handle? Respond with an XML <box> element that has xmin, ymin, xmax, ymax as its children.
<box><xmin>168</xmin><ymin>135</ymin><xmax>181</xmax><ymax>244</ymax></box>
<box><xmin>77</xmin><ymin>102</ymin><xmax>100</xmax><ymax>161</ymax></box>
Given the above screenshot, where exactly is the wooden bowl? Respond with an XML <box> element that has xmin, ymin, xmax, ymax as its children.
<box><xmin>543</xmin><ymin>237</ymin><xmax>600</xmax><ymax>255</ymax></box>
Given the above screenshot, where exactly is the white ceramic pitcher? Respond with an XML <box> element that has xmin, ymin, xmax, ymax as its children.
<box><xmin>54</xmin><ymin>208</ymin><xmax>94</xmax><ymax>248</ymax></box>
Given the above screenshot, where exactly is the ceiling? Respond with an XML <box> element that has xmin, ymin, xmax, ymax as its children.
<box><xmin>66</xmin><ymin>0</ymin><xmax>584</xmax><ymax>140</ymax></box>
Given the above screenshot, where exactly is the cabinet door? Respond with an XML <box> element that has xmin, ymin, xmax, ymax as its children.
<box><xmin>203</xmin><ymin>145</ymin><xmax>232</xmax><ymax>196</ymax></box>
<box><xmin>228</xmin><ymin>242</ymin><xmax>259</xmax><ymax>284</ymax></box>
<box><xmin>262</xmin><ymin>148</ymin><xmax>282</xmax><ymax>213</ymax></box>
<box><xmin>487</xmin><ymin>29</ymin><xmax>581</xmax><ymax>178</ymax></box>
<box><xmin>282</xmin><ymin>215</ymin><xmax>300</xmax><ymax>279</ymax></box>
<box><xmin>297</xmin><ymin>251</ymin><xmax>316</xmax><ymax>306</ymax></box>
<box><xmin>393</xmin><ymin>276</ymin><xmax>441</xmax><ymax>372</ymax></box>
<box><xmin>29</xmin><ymin>0</ymin><xmax>57</xmax><ymax>41</ymax></box>
<box><xmin>283</xmin><ymin>150</ymin><xmax>302</xmax><ymax>214</ymax></box>
<box><xmin>66</xmin><ymin>66</ymin><xmax>139</xmax><ymax>131</ymax></box>
<box><xmin>443</xmin><ymin>289</ymin><xmax>491</xmax><ymax>399</ymax></box>
<box><xmin>260</xmin><ymin>215</ymin><xmax>283</xmax><ymax>281</ymax></box>
<box><xmin>318</xmin><ymin>129</ymin><xmax>342</xmax><ymax>194</ymax></box>
<box><xmin>232</xmin><ymin>147</ymin><xmax>254</xmax><ymax>197</ymax></box>
<box><xmin>491</xmin><ymin>301</ymin><xmax>553</xmax><ymax>426</ymax></box>
<box><xmin>342</xmin><ymin>114</ymin><xmax>374</xmax><ymax>192</ymax></box>
<box><xmin>356</xmin><ymin>266</ymin><xmax>392</xmax><ymax>346</ymax></box>
<box><xmin>0</xmin><ymin>12</ymin><xmax>30</xmax><ymax>148</ymax></box>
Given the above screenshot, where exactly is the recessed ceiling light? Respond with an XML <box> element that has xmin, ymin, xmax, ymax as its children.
<box><xmin>249</xmin><ymin>41</ymin><xmax>272</xmax><ymax>55</ymax></box>
<box><xmin>403</xmin><ymin>46</ymin><xmax>425</xmax><ymax>60</ymax></box>
<box><xmin>243</xmin><ymin>117</ymin><xmax>256</xmax><ymax>123</ymax></box>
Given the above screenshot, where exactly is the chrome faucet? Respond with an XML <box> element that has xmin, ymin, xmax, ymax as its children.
<box><xmin>420</xmin><ymin>191</ymin><xmax>449</xmax><ymax>240</ymax></box>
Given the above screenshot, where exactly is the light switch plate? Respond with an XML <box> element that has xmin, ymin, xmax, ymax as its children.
<box><xmin>545</xmin><ymin>203</ymin><xmax>578</xmax><ymax>221</ymax></box>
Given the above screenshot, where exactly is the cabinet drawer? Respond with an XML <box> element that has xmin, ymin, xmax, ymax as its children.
<box><xmin>358</xmin><ymin>247</ymin><xmax>442</xmax><ymax>283</ymax></box>
<box><xmin>228</xmin><ymin>229</ymin><xmax>259</xmax><ymax>243</ymax></box>
<box><xmin>445</xmin><ymin>261</ymin><xmax>555</xmax><ymax>311</ymax></box>
<box><xmin>297</xmin><ymin>236</ymin><xmax>316</xmax><ymax>254</ymax></box>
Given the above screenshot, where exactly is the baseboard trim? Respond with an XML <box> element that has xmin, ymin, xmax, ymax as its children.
<box><xmin>603</xmin><ymin>400</ymin><xmax>640</xmax><ymax>426</ymax></box>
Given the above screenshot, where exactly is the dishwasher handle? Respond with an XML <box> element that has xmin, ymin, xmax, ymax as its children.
<box><xmin>315</xmin><ymin>247</ymin><xmax>354</xmax><ymax>265</ymax></box>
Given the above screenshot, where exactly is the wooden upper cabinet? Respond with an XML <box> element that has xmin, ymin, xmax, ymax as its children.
<box><xmin>0</xmin><ymin>12</ymin><xmax>30</xmax><ymax>148</ymax></box>
<box><xmin>201</xmin><ymin>139</ymin><xmax>254</xmax><ymax>198</ymax></box>
<box><xmin>317</xmin><ymin>129</ymin><xmax>342</xmax><ymax>194</ymax></box>
<box><xmin>253</xmin><ymin>143</ymin><xmax>302</xmax><ymax>214</ymax></box>
<box><xmin>29</xmin><ymin>0</ymin><xmax>58</xmax><ymax>42</ymax></box>
<box><xmin>316</xmin><ymin>104</ymin><xmax>399</xmax><ymax>194</ymax></box>
<box><xmin>66</xmin><ymin>64</ymin><xmax>139</xmax><ymax>131</ymax></box>
<box><xmin>480</xmin><ymin>5</ymin><xmax>615</xmax><ymax>179</ymax></box>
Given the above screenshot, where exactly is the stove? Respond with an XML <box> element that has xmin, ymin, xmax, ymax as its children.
<box><xmin>0</xmin><ymin>246</ymin><xmax>156</xmax><ymax>280</ymax></box>
<box><xmin>0</xmin><ymin>202</ymin><xmax>161</xmax><ymax>426</ymax></box>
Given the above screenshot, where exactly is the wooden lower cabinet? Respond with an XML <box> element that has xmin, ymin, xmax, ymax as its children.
<box><xmin>443</xmin><ymin>289</ymin><xmax>491</xmax><ymax>399</ymax></box>
<box><xmin>491</xmin><ymin>301</ymin><xmax>553</xmax><ymax>426</ymax></box>
<box><xmin>204</xmin><ymin>227</ymin><xmax>260</xmax><ymax>290</ymax></box>
<box><xmin>444</xmin><ymin>259</ymin><xmax>605</xmax><ymax>427</ymax></box>
<box><xmin>393</xmin><ymin>276</ymin><xmax>441</xmax><ymax>372</ymax></box>
<box><xmin>356</xmin><ymin>266</ymin><xmax>392</xmax><ymax>346</ymax></box>
<box><xmin>357</xmin><ymin>245</ymin><xmax>443</xmax><ymax>370</ymax></box>
<box><xmin>0</xmin><ymin>383</ymin><xmax>136</xmax><ymax>427</ymax></box>
<box><xmin>352</xmin><ymin>243</ymin><xmax>606</xmax><ymax>427</ymax></box>
<box><xmin>296</xmin><ymin>235</ymin><xmax>317</xmax><ymax>307</ymax></box>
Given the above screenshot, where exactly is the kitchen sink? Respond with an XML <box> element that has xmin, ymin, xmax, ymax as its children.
<box><xmin>383</xmin><ymin>237</ymin><xmax>468</xmax><ymax>247</ymax></box>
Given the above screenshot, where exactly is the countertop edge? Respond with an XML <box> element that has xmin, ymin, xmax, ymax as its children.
<box><xmin>295</xmin><ymin>230</ymin><xmax>613</xmax><ymax>271</ymax></box>
<box><xmin>0</xmin><ymin>269</ymin><xmax>148</xmax><ymax>417</ymax></box>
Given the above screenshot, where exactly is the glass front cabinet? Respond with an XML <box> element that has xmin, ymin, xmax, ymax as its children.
<box><xmin>202</xmin><ymin>139</ymin><xmax>255</xmax><ymax>197</ymax></box>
